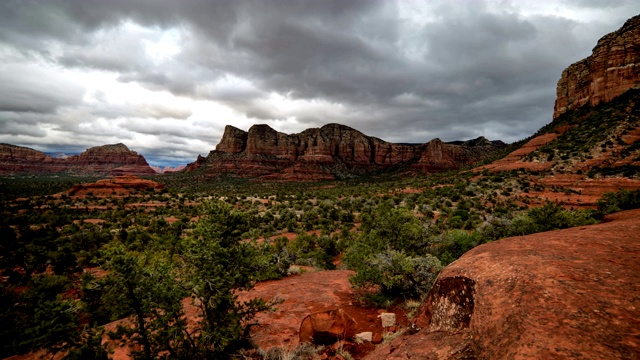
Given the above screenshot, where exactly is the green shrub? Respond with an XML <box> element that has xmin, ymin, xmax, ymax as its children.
<box><xmin>597</xmin><ymin>189</ymin><xmax>640</xmax><ymax>216</ymax></box>
<box><xmin>428</xmin><ymin>230</ymin><xmax>481</xmax><ymax>265</ymax></box>
<box><xmin>350</xmin><ymin>249</ymin><xmax>442</xmax><ymax>306</ymax></box>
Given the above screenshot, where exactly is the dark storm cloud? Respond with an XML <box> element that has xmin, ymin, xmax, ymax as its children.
<box><xmin>1</xmin><ymin>0</ymin><xmax>638</xmax><ymax>164</ymax></box>
<box><xmin>119</xmin><ymin>119</ymin><xmax>205</xmax><ymax>140</ymax></box>
<box><xmin>0</xmin><ymin>63</ymin><xmax>84</xmax><ymax>113</ymax></box>
<box><xmin>0</xmin><ymin>117</ymin><xmax>48</xmax><ymax>137</ymax></box>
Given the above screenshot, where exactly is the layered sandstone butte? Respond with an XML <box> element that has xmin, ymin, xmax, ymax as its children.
<box><xmin>186</xmin><ymin>123</ymin><xmax>504</xmax><ymax>180</ymax></box>
<box><xmin>0</xmin><ymin>143</ymin><xmax>155</xmax><ymax>176</ymax></box>
<box><xmin>554</xmin><ymin>15</ymin><xmax>640</xmax><ymax>118</ymax></box>
<box><xmin>0</xmin><ymin>144</ymin><xmax>68</xmax><ymax>173</ymax></box>
<box><xmin>366</xmin><ymin>209</ymin><xmax>640</xmax><ymax>359</ymax></box>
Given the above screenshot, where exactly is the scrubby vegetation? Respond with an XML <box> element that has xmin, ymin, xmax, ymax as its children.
<box><xmin>523</xmin><ymin>89</ymin><xmax>640</xmax><ymax>178</ymax></box>
<box><xmin>2</xmin><ymin>88</ymin><xmax>640</xmax><ymax>357</ymax></box>
<box><xmin>2</xmin><ymin>163</ymin><xmax>626</xmax><ymax>359</ymax></box>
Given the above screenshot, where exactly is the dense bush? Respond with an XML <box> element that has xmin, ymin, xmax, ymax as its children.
<box><xmin>349</xmin><ymin>249</ymin><xmax>442</xmax><ymax>306</ymax></box>
<box><xmin>597</xmin><ymin>189</ymin><xmax>640</xmax><ymax>215</ymax></box>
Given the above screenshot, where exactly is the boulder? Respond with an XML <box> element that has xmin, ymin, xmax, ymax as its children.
<box><xmin>365</xmin><ymin>209</ymin><xmax>640</xmax><ymax>359</ymax></box>
<box><xmin>378</xmin><ymin>312</ymin><xmax>396</xmax><ymax>328</ymax></box>
<box><xmin>355</xmin><ymin>332</ymin><xmax>373</xmax><ymax>343</ymax></box>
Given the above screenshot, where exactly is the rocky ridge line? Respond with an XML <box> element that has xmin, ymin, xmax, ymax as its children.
<box><xmin>185</xmin><ymin>123</ymin><xmax>505</xmax><ymax>180</ymax></box>
<box><xmin>0</xmin><ymin>143</ymin><xmax>155</xmax><ymax>176</ymax></box>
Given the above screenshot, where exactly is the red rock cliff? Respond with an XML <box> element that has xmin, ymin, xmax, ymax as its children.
<box><xmin>188</xmin><ymin>123</ymin><xmax>503</xmax><ymax>180</ymax></box>
<box><xmin>0</xmin><ymin>144</ymin><xmax>68</xmax><ymax>174</ymax></box>
<box><xmin>554</xmin><ymin>15</ymin><xmax>640</xmax><ymax>118</ymax></box>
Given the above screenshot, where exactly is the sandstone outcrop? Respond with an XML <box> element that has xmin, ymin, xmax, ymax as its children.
<box><xmin>554</xmin><ymin>15</ymin><xmax>640</xmax><ymax>118</ymax></box>
<box><xmin>186</xmin><ymin>124</ymin><xmax>504</xmax><ymax>181</ymax></box>
<box><xmin>0</xmin><ymin>143</ymin><xmax>155</xmax><ymax>176</ymax></box>
<box><xmin>365</xmin><ymin>209</ymin><xmax>640</xmax><ymax>359</ymax></box>
<box><xmin>64</xmin><ymin>176</ymin><xmax>164</xmax><ymax>197</ymax></box>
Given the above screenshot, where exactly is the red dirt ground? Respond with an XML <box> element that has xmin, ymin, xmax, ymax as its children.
<box><xmin>478</xmin><ymin>133</ymin><xmax>558</xmax><ymax>172</ymax></box>
<box><xmin>236</xmin><ymin>270</ymin><xmax>409</xmax><ymax>352</ymax></box>
<box><xmin>522</xmin><ymin>174</ymin><xmax>640</xmax><ymax>207</ymax></box>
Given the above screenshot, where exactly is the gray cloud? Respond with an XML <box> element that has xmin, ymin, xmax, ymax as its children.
<box><xmin>0</xmin><ymin>0</ymin><xmax>638</xmax><ymax>165</ymax></box>
<box><xmin>0</xmin><ymin>63</ymin><xmax>85</xmax><ymax>113</ymax></box>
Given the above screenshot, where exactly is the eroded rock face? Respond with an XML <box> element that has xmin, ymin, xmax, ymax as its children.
<box><xmin>187</xmin><ymin>124</ymin><xmax>504</xmax><ymax>180</ymax></box>
<box><xmin>366</xmin><ymin>209</ymin><xmax>640</xmax><ymax>359</ymax></box>
<box><xmin>216</xmin><ymin>125</ymin><xmax>249</xmax><ymax>153</ymax></box>
<box><xmin>415</xmin><ymin>276</ymin><xmax>475</xmax><ymax>332</ymax></box>
<box><xmin>554</xmin><ymin>15</ymin><xmax>640</xmax><ymax>118</ymax></box>
<box><xmin>0</xmin><ymin>143</ymin><xmax>155</xmax><ymax>176</ymax></box>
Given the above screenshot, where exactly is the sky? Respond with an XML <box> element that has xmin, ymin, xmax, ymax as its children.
<box><xmin>0</xmin><ymin>1</ymin><xmax>638</xmax><ymax>167</ymax></box>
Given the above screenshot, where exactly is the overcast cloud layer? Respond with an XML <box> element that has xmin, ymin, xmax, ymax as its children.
<box><xmin>0</xmin><ymin>0</ymin><xmax>638</xmax><ymax>166</ymax></box>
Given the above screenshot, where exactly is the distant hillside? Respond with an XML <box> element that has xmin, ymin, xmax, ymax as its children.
<box><xmin>525</xmin><ymin>89</ymin><xmax>640</xmax><ymax>178</ymax></box>
<box><xmin>476</xmin><ymin>14</ymin><xmax>640</xmax><ymax>207</ymax></box>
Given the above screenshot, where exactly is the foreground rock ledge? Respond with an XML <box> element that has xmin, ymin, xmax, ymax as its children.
<box><xmin>366</xmin><ymin>209</ymin><xmax>640</xmax><ymax>359</ymax></box>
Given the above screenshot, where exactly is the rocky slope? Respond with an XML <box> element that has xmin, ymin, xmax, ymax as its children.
<box><xmin>186</xmin><ymin>123</ymin><xmax>504</xmax><ymax>181</ymax></box>
<box><xmin>476</xmin><ymin>15</ymin><xmax>640</xmax><ymax>206</ymax></box>
<box><xmin>0</xmin><ymin>143</ymin><xmax>155</xmax><ymax>176</ymax></box>
<box><xmin>366</xmin><ymin>209</ymin><xmax>640</xmax><ymax>359</ymax></box>
<box><xmin>554</xmin><ymin>14</ymin><xmax>640</xmax><ymax>119</ymax></box>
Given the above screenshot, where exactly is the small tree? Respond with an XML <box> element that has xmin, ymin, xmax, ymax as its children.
<box><xmin>101</xmin><ymin>245</ymin><xmax>189</xmax><ymax>360</ymax></box>
<box><xmin>184</xmin><ymin>202</ymin><xmax>273</xmax><ymax>358</ymax></box>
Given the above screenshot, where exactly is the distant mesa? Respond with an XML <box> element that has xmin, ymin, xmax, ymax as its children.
<box><xmin>45</xmin><ymin>152</ymin><xmax>74</xmax><ymax>159</ymax></box>
<box><xmin>152</xmin><ymin>165</ymin><xmax>186</xmax><ymax>174</ymax></box>
<box><xmin>0</xmin><ymin>143</ymin><xmax>155</xmax><ymax>176</ymax></box>
<box><xmin>184</xmin><ymin>123</ymin><xmax>506</xmax><ymax>181</ymax></box>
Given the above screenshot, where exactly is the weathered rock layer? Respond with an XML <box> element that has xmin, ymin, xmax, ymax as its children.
<box><xmin>554</xmin><ymin>15</ymin><xmax>640</xmax><ymax>118</ymax></box>
<box><xmin>186</xmin><ymin>123</ymin><xmax>504</xmax><ymax>180</ymax></box>
<box><xmin>0</xmin><ymin>143</ymin><xmax>155</xmax><ymax>176</ymax></box>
